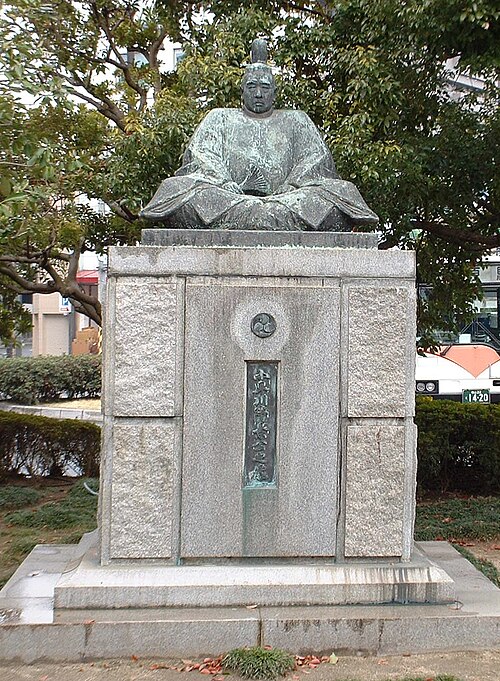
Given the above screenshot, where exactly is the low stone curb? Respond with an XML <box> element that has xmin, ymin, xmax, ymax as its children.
<box><xmin>0</xmin><ymin>402</ymin><xmax>102</xmax><ymax>424</ymax></box>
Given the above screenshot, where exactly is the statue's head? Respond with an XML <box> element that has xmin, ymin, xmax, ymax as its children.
<box><xmin>241</xmin><ymin>39</ymin><xmax>275</xmax><ymax>115</ymax></box>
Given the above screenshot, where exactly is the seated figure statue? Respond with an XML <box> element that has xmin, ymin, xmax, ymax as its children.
<box><xmin>140</xmin><ymin>40</ymin><xmax>378</xmax><ymax>232</ymax></box>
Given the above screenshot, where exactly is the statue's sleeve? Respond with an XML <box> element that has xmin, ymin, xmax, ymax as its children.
<box><xmin>284</xmin><ymin>112</ymin><xmax>340</xmax><ymax>187</ymax></box>
<box><xmin>175</xmin><ymin>110</ymin><xmax>232</xmax><ymax>186</ymax></box>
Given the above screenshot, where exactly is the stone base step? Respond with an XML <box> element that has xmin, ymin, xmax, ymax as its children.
<box><xmin>0</xmin><ymin>541</ymin><xmax>499</xmax><ymax>663</ymax></box>
<box><xmin>54</xmin><ymin>541</ymin><xmax>455</xmax><ymax>609</ymax></box>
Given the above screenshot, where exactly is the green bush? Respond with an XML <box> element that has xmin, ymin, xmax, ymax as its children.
<box><xmin>0</xmin><ymin>354</ymin><xmax>101</xmax><ymax>404</ymax></box>
<box><xmin>416</xmin><ymin>398</ymin><xmax>500</xmax><ymax>494</ymax></box>
<box><xmin>0</xmin><ymin>411</ymin><xmax>100</xmax><ymax>480</ymax></box>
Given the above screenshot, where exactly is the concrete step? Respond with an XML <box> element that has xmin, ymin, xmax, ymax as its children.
<box><xmin>0</xmin><ymin>541</ymin><xmax>499</xmax><ymax>663</ymax></box>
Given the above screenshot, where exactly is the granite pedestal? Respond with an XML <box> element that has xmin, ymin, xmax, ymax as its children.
<box><xmin>52</xmin><ymin>229</ymin><xmax>453</xmax><ymax>610</ymax></box>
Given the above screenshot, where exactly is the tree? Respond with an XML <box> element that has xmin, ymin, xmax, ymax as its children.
<box><xmin>0</xmin><ymin>0</ymin><xmax>498</xmax><ymax>347</ymax></box>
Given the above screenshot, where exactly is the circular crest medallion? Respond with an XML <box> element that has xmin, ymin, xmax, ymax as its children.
<box><xmin>251</xmin><ymin>313</ymin><xmax>277</xmax><ymax>338</ymax></box>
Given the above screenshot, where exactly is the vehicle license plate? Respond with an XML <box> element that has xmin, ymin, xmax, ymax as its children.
<box><xmin>462</xmin><ymin>389</ymin><xmax>490</xmax><ymax>403</ymax></box>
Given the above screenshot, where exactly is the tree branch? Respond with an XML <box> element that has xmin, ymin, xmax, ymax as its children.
<box><xmin>106</xmin><ymin>200</ymin><xmax>138</xmax><ymax>222</ymax></box>
<box><xmin>416</xmin><ymin>220</ymin><xmax>500</xmax><ymax>249</ymax></box>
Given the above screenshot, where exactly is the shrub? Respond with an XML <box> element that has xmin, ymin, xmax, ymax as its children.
<box><xmin>416</xmin><ymin>398</ymin><xmax>500</xmax><ymax>494</ymax></box>
<box><xmin>0</xmin><ymin>354</ymin><xmax>101</xmax><ymax>404</ymax></box>
<box><xmin>0</xmin><ymin>411</ymin><xmax>100</xmax><ymax>480</ymax></box>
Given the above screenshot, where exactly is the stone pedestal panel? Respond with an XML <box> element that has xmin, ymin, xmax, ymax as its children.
<box><xmin>346</xmin><ymin>285</ymin><xmax>416</xmax><ymax>418</ymax></box>
<box><xmin>101</xmin><ymin>419</ymin><xmax>181</xmax><ymax>561</ymax></box>
<box><xmin>344</xmin><ymin>424</ymin><xmax>406</xmax><ymax>557</ymax></box>
<box><xmin>180</xmin><ymin>278</ymin><xmax>340</xmax><ymax>558</ymax></box>
<box><xmin>105</xmin><ymin>277</ymin><xmax>184</xmax><ymax>417</ymax></box>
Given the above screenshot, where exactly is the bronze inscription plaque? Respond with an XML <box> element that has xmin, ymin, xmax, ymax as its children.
<box><xmin>244</xmin><ymin>361</ymin><xmax>278</xmax><ymax>487</ymax></box>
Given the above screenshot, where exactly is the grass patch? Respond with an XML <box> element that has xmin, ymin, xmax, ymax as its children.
<box><xmin>222</xmin><ymin>647</ymin><xmax>295</xmax><ymax>680</ymax></box>
<box><xmin>0</xmin><ymin>486</ymin><xmax>41</xmax><ymax>510</ymax></box>
<box><xmin>0</xmin><ymin>478</ymin><xmax>98</xmax><ymax>589</ymax></box>
<box><xmin>415</xmin><ymin>496</ymin><xmax>500</xmax><ymax>541</ymax></box>
<box><xmin>5</xmin><ymin>479</ymin><xmax>98</xmax><ymax>529</ymax></box>
<box><xmin>452</xmin><ymin>544</ymin><xmax>500</xmax><ymax>588</ymax></box>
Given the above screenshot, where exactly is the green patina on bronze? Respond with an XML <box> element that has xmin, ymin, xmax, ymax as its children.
<box><xmin>141</xmin><ymin>39</ymin><xmax>378</xmax><ymax>232</ymax></box>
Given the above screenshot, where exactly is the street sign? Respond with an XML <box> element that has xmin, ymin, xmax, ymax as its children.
<box><xmin>59</xmin><ymin>295</ymin><xmax>72</xmax><ymax>313</ymax></box>
<box><xmin>462</xmin><ymin>389</ymin><xmax>490</xmax><ymax>404</ymax></box>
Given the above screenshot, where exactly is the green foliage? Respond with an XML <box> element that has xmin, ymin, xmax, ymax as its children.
<box><xmin>0</xmin><ymin>412</ymin><xmax>100</xmax><ymax>479</ymax></box>
<box><xmin>0</xmin><ymin>354</ymin><xmax>101</xmax><ymax>404</ymax></box>
<box><xmin>0</xmin><ymin>485</ymin><xmax>41</xmax><ymax>509</ymax></box>
<box><xmin>415</xmin><ymin>398</ymin><xmax>500</xmax><ymax>494</ymax></box>
<box><xmin>222</xmin><ymin>647</ymin><xmax>295</xmax><ymax>680</ymax></box>
<box><xmin>415</xmin><ymin>497</ymin><xmax>500</xmax><ymax>541</ymax></box>
<box><xmin>5</xmin><ymin>479</ymin><xmax>98</xmax><ymax>529</ymax></box>
<box><xmin>0</xmin><ymin>0</ymin><xmax>498</xmax><ymax>339</ymax></box>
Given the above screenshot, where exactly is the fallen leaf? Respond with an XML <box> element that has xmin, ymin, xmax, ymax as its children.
<box><xmin>263</xmin><ymin>645</ymin><xmax>272</xmax><ymax>650</ymax></box>
<box><xmin>493</xmin><ymin>545</ymin><xmax>500</xmax><ymax>550</ymax></box>
<box><xmin>39</xmin><ymin>676</ymin><xmax>49</xmax><ymax>681</ymax></box>
<box><xmin>310</xmin><ymin>658</ymin><xmax>320</xmax><ymax>665</ymax></box>
<box><xmin>83</xmin><ymin>619</ymin><xmax>95</xmax><ymax>625</ymax></box>
<box><xmin>131</xmin><ymin>655</ymin><xmax>138</xmax><ymax>662</ymax></box>
<box><xmin>183</xmin><ymin>660</ymin><xmax>194</xmax><ymax>665</ymax></box>
<box><xmin>246</xmin><ymin>604</ymin><xmax>258</xmax><ymax>609</ymax></box>
<box><xmin>204</xmin><ymin>658</ymin><xmax>213</xmax><ymax>663</ymax></box>
<box><xmin>328</xmin><ymin>654</ymin><xmax>338</xmax><ymax>665</ymax></box>
<box><xmin>150</xmin><ymin>664</ymin><xmax>168</xmax><ymax>670</ymax></box>
<box><xmin>200</xmin><ymin>669</ymin><xmax>212</xmax><ymax>675</ymax></box>
<box><xmin>377</xmin><ymin>659</ymin><xmax>388</xmax><ymax>665</ymax></box>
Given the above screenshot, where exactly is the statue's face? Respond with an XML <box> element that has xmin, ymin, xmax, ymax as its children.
<box><xmin>242</xmin><ymin>73</ymin><xmax>275</xmax><ymax>114</ymax></box>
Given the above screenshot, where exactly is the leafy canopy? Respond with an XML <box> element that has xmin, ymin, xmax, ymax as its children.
<box><xmin>0</xmin><ymin>0</ymin><xmax>498</xmax><ymax>348</ymax></box>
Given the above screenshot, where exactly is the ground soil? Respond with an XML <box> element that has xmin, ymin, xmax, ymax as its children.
<box><xmin>463</xmin><ymin>539</ymin><xmax>500</xmax><ymax>571</ymax></box>
<box><xmin>1</xmin><ymin>651</ymin><xmax>500</xmax><ymax>681</ymax></box>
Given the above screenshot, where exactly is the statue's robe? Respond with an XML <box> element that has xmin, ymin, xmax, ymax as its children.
<box><xmin>140</xmin><ymin>108</ymin><xmax>379</xmax><ymax>231</ymax></box>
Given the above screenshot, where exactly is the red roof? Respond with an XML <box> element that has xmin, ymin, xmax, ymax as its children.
<box><xmin>76</xmin><ymin>270</ymin><xmax>98</xmax><ymax>285</ymax></box>
<box><xmin>439</xmin><ymin>344</ymin><xmax>500</xmax><ymax>378</ymax></box>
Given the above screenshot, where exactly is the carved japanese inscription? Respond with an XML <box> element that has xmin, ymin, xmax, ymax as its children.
<box><xmin>244</xmin><ymin>361</ymin><xmax>278</xmax><ymax>487</ymax></box>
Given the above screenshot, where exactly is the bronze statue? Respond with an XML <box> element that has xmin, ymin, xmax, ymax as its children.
<box><xmin>141</xmin><ymin>39</ymin><xmax>378</xmax><ymax>231</ymax></box>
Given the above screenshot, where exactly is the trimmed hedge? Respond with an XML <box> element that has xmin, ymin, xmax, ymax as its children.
<box><xmin>0</xmin><ymin>411</ymin><xmax>100</xmax><ymax>480</ymax></box>
<box><xmin>0</xmin><ymin>394</ymin><xmax>498</xmax><ymax>495</ymax></box>
<box><xmin>0</xmin><ymin>354</ymin><xmax>101</xmax><ymax>404</ymax></box>
<box><xmin>416</xmin><ymin>398</ymin><xmax>500</xmax><ymax>494</ymax></box>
